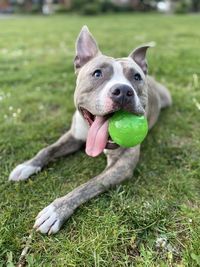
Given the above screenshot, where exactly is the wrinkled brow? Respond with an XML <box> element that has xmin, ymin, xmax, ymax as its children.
<box><xmin>93</xmin><ymin>62</ymin><xmax>113</xmax><ymax>69</ymax></box>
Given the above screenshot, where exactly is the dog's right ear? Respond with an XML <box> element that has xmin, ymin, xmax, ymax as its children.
<box><xmin>74</xmin><ymin>26</ymin><xmax>101</xmax><ymax>73</ymax></box>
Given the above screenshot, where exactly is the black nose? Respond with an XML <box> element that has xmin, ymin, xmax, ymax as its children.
<box><xmin>110</xmin><ymin>84</ymin><xmax>134</xmax><ymax>104</ymax></box>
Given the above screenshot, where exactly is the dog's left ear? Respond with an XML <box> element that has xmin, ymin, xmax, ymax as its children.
<box><xmin>74</xmin><ymin>25</ymin><xmax>101</xmax><ymax>73</ymax></box>
<box><xmin>129</xmin><ymin>43</ymin><xmax>154</xmax><ymax>75</ymax></box>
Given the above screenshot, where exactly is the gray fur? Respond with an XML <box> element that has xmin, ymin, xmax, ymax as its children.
<box><xmin>9</xmin><ymin>26</ymin><xmax>171</xmax><ymax>234</ymax></box>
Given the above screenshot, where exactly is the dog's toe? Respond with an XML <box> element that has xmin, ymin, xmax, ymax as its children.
<box><xmin>9</xmin><ymin>163</ymin><xmax>41</xmax><ymax>181</ymax></box>
<box><xmin>34</xmin><ymin>204</ymin><xmax>62</xmax><ymax>235</ymax></box>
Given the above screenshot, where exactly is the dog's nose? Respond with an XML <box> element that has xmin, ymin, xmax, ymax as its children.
<box><xmin>110</xmin><ymin>85</ymin><xmax>134</xmax><ymax>104</ymax></box>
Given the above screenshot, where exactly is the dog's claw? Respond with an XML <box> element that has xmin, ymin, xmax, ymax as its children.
<box><xmin>9</xmin><ymin>163</ymin><xmax>41</xmax><ymax>181</ymax></box>
<box><xmin>48</xmin><ymin>220</ymin><xmax>60</xmax><ymax>235</ymax></box>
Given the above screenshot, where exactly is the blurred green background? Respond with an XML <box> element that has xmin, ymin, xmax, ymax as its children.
<box><xmin>0</xmin><ymin>0</ymin><xmax>200</xmax><ymax>15</ymax></box>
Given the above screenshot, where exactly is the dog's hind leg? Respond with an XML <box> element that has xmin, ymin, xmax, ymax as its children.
<box><xmin>156</xmin><ymin>82</ymin><xmax>172</xmax><ymax>109</ymax></box>
<box><xmin>9</xmin><ymin>111</ymin><xmax>88</xmax><ymax>181</ymax></box>
<box><xmin>33</xmin><ymin>146</ymin><xmax>140</xmax><ymax>234</ymax></box>
<box><xmin>146</xmin><ymin>76</ymin><xmax>172</xmax><ymax>130</ymax></box>
<box><xmin>148</xmin><ymin>76</ymin><xmax>172</xmax><ymax>110</ymax></box>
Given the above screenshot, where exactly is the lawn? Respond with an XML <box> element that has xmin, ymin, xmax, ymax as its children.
<box><xmin>0</xmin><ymin>13</ymin><xmax>200</xmax><ymax>266</ymax></box>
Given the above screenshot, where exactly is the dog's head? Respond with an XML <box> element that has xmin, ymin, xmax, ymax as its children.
<box><xmin>74</xmin><ymin>26</ymin><xmax>153</xmax><ymax>157</ymax></box>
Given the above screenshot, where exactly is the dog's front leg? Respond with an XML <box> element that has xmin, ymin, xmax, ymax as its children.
<box><xmin>9</xmin><ymin>111</ymin><xmax>88</xmax><ymax>181</ymax></box>
<box><xmin>34</xmin><ymin>146</ymin><xmax>140</xmax><ymax>234</ymax></box>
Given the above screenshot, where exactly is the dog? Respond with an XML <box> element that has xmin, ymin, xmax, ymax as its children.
<box><xmin>9</xmin><ymin>26</ymin><xmax>172</xmax><ymax>234</ymax></box>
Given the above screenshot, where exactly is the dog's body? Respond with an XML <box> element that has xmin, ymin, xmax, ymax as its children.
<box><xmin>9</xmin><ymin>26</ymin><xmax>172</xmax><ymax>234</ymax></box>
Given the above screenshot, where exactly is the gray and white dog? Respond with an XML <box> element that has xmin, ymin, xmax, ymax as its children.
<box><xmin>9</xmin><ymin>26</ymin><xmax>172</xmax><ymax>234</ymax></box>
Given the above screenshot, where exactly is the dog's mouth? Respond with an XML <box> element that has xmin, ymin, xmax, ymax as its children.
<box><xmin>80</xmin><ymin>107</ymin><xmax>119</xmax><ymax>157</ymax></box>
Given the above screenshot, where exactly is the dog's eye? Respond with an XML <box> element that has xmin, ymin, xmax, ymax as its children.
<box><xmin>93</xmin><ymin>69</ymin><xmax>102</xmax><ymax>78</ymax></box>
<box><xmin>134</xmin><ymin>73</ymin><xmax>142</xmax><ymax>81</ymax></box>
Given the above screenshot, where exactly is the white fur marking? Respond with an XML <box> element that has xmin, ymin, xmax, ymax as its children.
<box><xmin>9</xmin><ymin>163</ymin><xmax>41</xmax><ymax>181</ymax></box>
<box><xmin>34</xmin><ymin>204</ymin><xmax>61</xmax><ymax>234</ymax></box>
<box><xmin>48</xmin><ymin>220</ymin><xmax>60</xmax><ymax>234</ymax></box>
<box><xmin>104</xmin><ymin>61</ymin><xmax>133</xmax><ymax>91</ymax></box>
<box><xmin>99</xmin><ymin>61</ymin><xmax>141</xmax><ymax>107</ymax></box>
<box><xmin>71</xmin><ymin>110</ymin><xmax>88</xmax><ymax>141</ymax></box>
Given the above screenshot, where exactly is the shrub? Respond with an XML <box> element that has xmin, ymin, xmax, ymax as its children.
<box><xmin>80</xmin><ymin>2</ymin><xmax>101</xmax><ymax>15</ymax></box>
<box><xmin>174</xmin><ymin>0</ymin><xmax>191</xmax><ymax>13</ymax></box>
<box><xmin>72</xmin><ymin>0</ymin><xmax>123</xmax><ymax>15</ymax></box>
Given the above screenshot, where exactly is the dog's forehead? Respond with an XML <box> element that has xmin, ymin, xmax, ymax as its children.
<box><xmin>78</xmin><ymin>55</ymin><xmax>144</xmax><ymax>81</ymax></box>
<box><xmin>90</xmin><ymin>55</ymin><xmax>141</xmax><ymax>70</ymax></box>
<box><xmin>116</xmin><ymin>57</ymin><xmax>144</xmax><ymax>76</ymax></box>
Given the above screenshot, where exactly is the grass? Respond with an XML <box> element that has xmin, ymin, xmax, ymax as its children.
<box><xmin>0</xmin><ymin>13</ymin><xmax>200</xmax><ymax>266</ymax></box>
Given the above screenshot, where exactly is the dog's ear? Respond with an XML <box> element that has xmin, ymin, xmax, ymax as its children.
<box><xmin>74</xmin><ymin>26</ymin><xmax>101</xmax><ymax>72</ymax></box>
<box><xmin>129</xmin><ymin>43</ymin><xmax>155</xmax><ymax>75</ymax></box>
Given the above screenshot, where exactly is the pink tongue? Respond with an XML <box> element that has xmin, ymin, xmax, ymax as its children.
<box><xmin>86</xmin><ymin>116</ymin><xmax>109</xmax><ymax>157</ymax></box>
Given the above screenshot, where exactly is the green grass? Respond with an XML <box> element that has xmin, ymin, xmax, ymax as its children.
<box><xmin>0</xmin><ymin>13</ymin><xmax>200</xmax><ymax>266</ymax></box>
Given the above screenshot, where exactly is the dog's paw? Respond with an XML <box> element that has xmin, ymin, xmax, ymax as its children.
<box><xmin>33</xmin><ymin>204</ymin><xmax>64</xmax><ymax>235</ymax></box>
<box><xmin>9</xmin><ymin>163</ymin><xmax>41</xmax><ymax>181</ymax></box>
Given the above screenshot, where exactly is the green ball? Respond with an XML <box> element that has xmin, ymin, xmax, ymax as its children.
<box><xmin>108</xmin><ymin>110</ymin><xmax>148</xmax><ymax>148</ymax></box>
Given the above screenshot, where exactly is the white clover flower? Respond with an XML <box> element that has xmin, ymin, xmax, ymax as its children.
<box><xmin>38</xmin><ymin>104</ymin><xmax>44</xmax><ymax>110</ymax></box>
<box><xmin>1</xmin><ymin>48</ymin><xmax>8</xmax><ymax>54</ymax></box>
<box><xmin>156</xmin><ymin>237</ymin><xmax>168</xmax><ymax>249</ymax></box>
